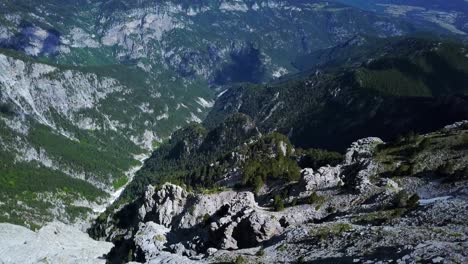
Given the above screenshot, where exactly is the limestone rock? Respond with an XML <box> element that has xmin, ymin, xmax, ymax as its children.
<box><xmin>140</xmin><ymin>183</ymin><xmax>188</xmax><ymax>227</ymax></box>
<box><xmin>0</xmin><ymin>222</ymin><xmax>112</xmax><ymax>264</ymax></box>
<box><xmin>134</xmin><ymin>221</ymin><xmax>170</xmax><ymax>260</ymax></box>
<box><xmin>344</xmin><ymin>137</ymin><xmax>383</xmax><ymax>165</ymax></box>
<box><xmin>342</xmin><ymin>137</ymin><xmax>383</xmax><ymax>193</ymax></box>
<box><xmin>302</xmin><ymin>166</ymin><xmax>343</xmax><ymax>191</ymax></box>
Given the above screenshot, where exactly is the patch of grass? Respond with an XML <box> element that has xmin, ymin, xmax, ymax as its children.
<box><xmin>393</xmin><ymin>191</ymin><xmax>420</xmax><ymax>209</ymax></box>
<box><xmin>200</xmin><ymin>186</ymin><xmax>227</xmax><ymax>195</ymax></box>
<box><xmin>309</xmin><ymin>223</ymin><xmax>353</xmax><ymax>241</ymax></box>
<box><xmin>0</xmin><ymin>161</ymin><xmax>106</xmax><ymax>201</ymax></box>
<box><xmin>188</xmin><ymin>205</ymin><xmax>196</xmax><ymax>215</ymax></box>
<box><xmin>234</xmin><ymin>255</ymin><xmax>246</xmax><ymax>264</ymax></box>
<box><xmin>28</xmin><ymin>123</ymin><xmax>140</xmax><ymax>184</ymax></box>
<box><xmin>356</xmin><ymin>68</ymin><xmax>431</xmax><ymax>97</ymax></box>
<box><xmin>455</xmin><ymin>132</ymin><xmax>468</xmax><ymax>149</ymax></box>
<box><xmin>352</xmin><ymin>209</ymin><xmax>406</xmax><ymax>226</ymax></box>
<box><xmin>307</xmin><ymin>192</ymin><xmax>326</xmax><ymax>210</ymax></box>
<box><xmin>113</xmin><ymin>176</ymin><xmax>129</xmax><ymax>190</ymax></box>
<box><xmin>273</xmin><ymin>194</ymin><xmax>285</xmax><ymax>212</ymax></box>
<box><xmin>276</xmin><ymin>243</ymin><xmax>287</xmax><ymax>252</ymax></box>
<box><xmin>154</xmin><ymin>234</ymin><xmax>165</xmax><ymax>242</ymax></box>
<box><xmin>66</xmin><ymin>206</ymin><xmax>92</xmax><ymax>222</ymax></box>
<box><xmin>202</xmin><ymin>213</ymin><xmax>211</xmax><ymax>224</ymax></box>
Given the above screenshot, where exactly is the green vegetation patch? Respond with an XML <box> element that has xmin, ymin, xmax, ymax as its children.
<box><xmin>242</xmin><ymin>133</ymin><xmax>301</xmax><ymax>193</ymax></box>
<box><xmin>307</xmin><ymin>192</ymin><xmax>326</xmax><ymax>210</ymax></box>
<box><xmin>352</xmin><ymin>209</ymin><xmax>406</xmax><ymax>226</ymax></box>
<box><xmin>113</xmin><ymin>176</ymin><xmax>129</xmax><ymax>190</ymax></box>
<box><xmin>28</xmin><ymin>123</ymin><xmax>140</xmax><ymax>184</ymax></box>
<box><xmin>0</xmin><ymin>160</ymin><xmax>106</xmax><ymax>228</ymax></box>
<box><xmin>309</xmin><ymin>223</ymin><xmax>353</xmax><ymax>241</ymax></box>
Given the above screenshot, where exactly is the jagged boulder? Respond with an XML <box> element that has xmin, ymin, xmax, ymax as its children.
<box><xmin>443</xmin><ymin>120</ymin><xmax>468</xmax><ymax>131</ymax></box>
<box><xmin>137</xmin><ymin>184</ymin><xmax>283</xmax><ymax>254</ymax></box>
<box><xmin>139</xmin><ymin>184</ymin><xmax>188</xmax><ymax>228</ymax></box>
<box><xmin>299</xmin><ymin>137</ymin><xmax>382</xmax><ymax>195</ymax></box>
<box><xmin>344</xmin><ymin>137</ymin><xmax>383</xmax><ymax>165</ymax></box>
<box><xmin>209</xmin><ymin>208</ymin><xmax>282</xmax><ymax>250</ymax></box>
<box><xmin>301</xmin><ymin>166</ymin><xmax>344</xmax><ymax>191</ymax></box>
<box><xmin>134</xmin><ymin>221</ymin><xmax>170</xmax><ymax>260</ymax></box>
<box><xmin>341</xmin><ymin>137</ymin><xmax>383</xmax><ymax>193</ymax></box>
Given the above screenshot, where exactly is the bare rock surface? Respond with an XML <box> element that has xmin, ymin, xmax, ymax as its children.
<box><xmin>0</xmin><ymin>222</ymin><xmax>113</xmax><ymax>264</ymax></box>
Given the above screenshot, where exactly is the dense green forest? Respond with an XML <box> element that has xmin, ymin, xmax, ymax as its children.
<box><xmin>206</xmin><ymin>38</ymin><xmax>468</xmax><ymax>150</ymax></box>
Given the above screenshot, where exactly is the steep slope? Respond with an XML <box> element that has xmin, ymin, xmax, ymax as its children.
<box><xmin>0</xmin><ymin>48</ymin><xmax>213</xmax><ymax>228</ymax></box>
<box><xmin>90</xmin><ymin>118</ymin><xmax>468</xmax><ymax>263</ymax></box>
<box><xmin>0</xmin><ymin>222</ymin><xmax>113</xmax><ymax>264</ymax></box>
<box><xmin>0</xmin><ymin>52</ymin><xmax>131</xmax><ymax>228</ymax></box>
<box><xmin>0</xmin><ymin>0</ymin><xmax>466</xmax><ymax>236</ymax></box>
<box><xmin>0</xmin><ymin>0</ymin><xmax>439</xmax><ymax>227</ymax></box>
<box><xmin>206</xmin><ymin>37</ymin><xmax>468</xmax><ymax>150</ymax></box>
<box><xmin>89</xmin><ymin>38</ymin><xmax>468</xmax><ymax>259</ymax></box>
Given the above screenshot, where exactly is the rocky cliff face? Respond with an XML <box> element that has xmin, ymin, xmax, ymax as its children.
<box><xmin>0</xmin><ymin>54</ymin><xmax>121</xmax><ymax>129</ymax></box>
<box><xmin>95</xmin><ymin>123</ymin><xmax>468</xmax><ymax>263</ymax></box>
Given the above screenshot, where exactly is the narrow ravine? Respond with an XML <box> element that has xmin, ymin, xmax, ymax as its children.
<box><xmin>91</xmin><ymin>153</ymin><xmax>149</xmax><ymax>214</ymax></box>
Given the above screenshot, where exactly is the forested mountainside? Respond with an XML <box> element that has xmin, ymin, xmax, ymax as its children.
<box><xmin>206</xmin><ymin>37</ymin><xmax>468</xmax><ymax>150</ymax></box>
<box><xmin>1</xmin><ymin>0</ymin><xmax>446</xmax><ymax>228</ymax></box>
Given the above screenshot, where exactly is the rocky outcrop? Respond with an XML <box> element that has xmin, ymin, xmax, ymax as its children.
<box><xmin>300</xmin><ymin>137</ymin><xmax>382</xmax><ymax>194</ymax></box>
<box><xmin>100</xmin><ymin>129</ymin><xmax>468</xmax><ymax>263</ymax></box>
<box><xmin>207</xmin><ymin>193</ymin><xmax>282</xmax><ymax>250</ymax></box>
<box><xmin>443</xmin><ymin>120</ymin><xmax>468</xmax><ymax>131</ymax></box>
<box><xmin>132</xmin><ymin>183</ymin><xmax>284</xmax><ymax>260</ymax></box>
<box><xmin>0</xmin><ymin>54</ymin><xmax>122</xmax><ymax>126</ymax></box>
<box><xmin>139</xmin><ymin>184</ymin><xmax>188</xmax><ymax>228</ymax></box>
<box><xmin>301</xmin><ymin>166</ymin><xmax>344</xmax><ymax>191</ymax></box>
<box><xmin>134</xmin><ymin>222</ymin><xmax>171</xmax><ymax>260</ymax></box>
<box><xmin>110</xmin><ymin>137</ymin><xmax>390</xmax><ymax>262</ymax></box>
<box><xmin>344</xmin><ymin>137</ymin><xmax>383</xmax><ymax>165</ymax></box>
<box><xmin>342</xmin><ymin>137</ymin><xmax>383</xmax><ymax>193</ymax></box>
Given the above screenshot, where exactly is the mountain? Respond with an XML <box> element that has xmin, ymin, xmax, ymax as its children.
<box><xmin>334</xmin><ymin>0</ymin><xmax>468</xmax><ymax>35</ymax></box>
<box><xmin>206</xmin><ymin>37</ymin><xmax>468</xmax><ymax>150</ymax></box>
<box><xmin>84</xmin><ymin>36</ymin><xmax>468</xmax><ymax>263</ymax></box>
<box><xmin>0</xmin><ymin>1</ymin><xmax>467</xmax><ymax>263</ymax></box>
<box><xmin>0</xmin><ymin>0</ymin><xmax>444</xmax><ymax>228</ymax></box>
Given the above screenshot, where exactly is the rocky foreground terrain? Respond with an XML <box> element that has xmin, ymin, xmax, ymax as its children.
<box><xmin>0</xmin><ymin>1</ymin><xmax>467</xmax><ymax>263</ymax></box>
<box><xmin>0</xmin><ymin>222</ymin><xmax>112</xmax><ymax>263</ymax></box>
<box><xmin>83</xmin><ymin>121</ymin><xmax>467</xmax><ymax>263</ymax></box>
<box><xmin>0</xmin><ymin>122</ymin><xmax>466</xmax><ymax>264</ymax></box>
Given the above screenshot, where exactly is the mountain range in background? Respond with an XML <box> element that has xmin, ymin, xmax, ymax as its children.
<box><xmin>0</xmin><ymin>1</ymin><xmax>467</xmax><ymax>263</ymax></box>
